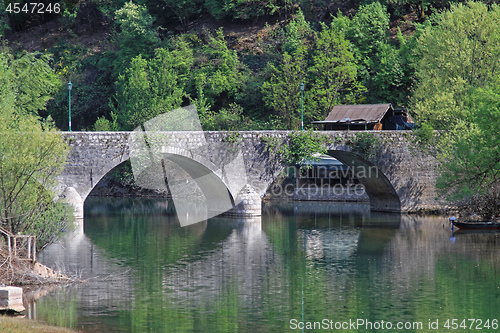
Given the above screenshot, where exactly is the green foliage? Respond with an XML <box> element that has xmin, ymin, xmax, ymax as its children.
<box><xmin>93</xmin><ymin>113</ymin><xmax>119</xmax><ymax>131</ymax></box>
<box><xmin>222</xmin><ymin>131</ymin><xmax>241</xmax><ymax>143</ymax></box>
<box><xmin>49</xmin><ymin>41</ymin><xmax>87</xmax><ymax>77</ymax></box>
<box><xmin>368</xmin><ymin>29</ymin><xmax>418</xmax><ymax>106</ymax></box>
<box><xmin>203</xmin><ymin>0</ymin><xmax>235</xmax><ymax>19</ymax></box>
<box><xmin>348</xmin><ymin>2</ymin><xmax>390</xmax><ymax>59</ymax></box>
<box><xmin>262</xmin><ymin>18</ymin><xmax>364</xmax><ymax>128</ymax></box>
<box><xmin>0</xmin><ymin>48</ymin><xmax>60</xmax><ymax>115</ymax></box>
<box><xmin>384</xmin><ymin>0</ymin><xmax>452</xmax><ymax>20</ymax></box>
<box><xmin>339</xmin><ymin>2</ymin><xmax>419</xmax><ymax>105</ymax></box>
<box><xmin>262</xmin><ymin>50</ymin><xmax>306</xmax><ymax>130</ymax></box>
<box><xmin>93</xmin><ymin>116</ymin><xmax>112</xmax><ymax>131</ymax></box>
<box><xmin>113</xmin><ymin>55</ymin><xmax>151</xmax><ymax>130</ymax></box>
<box><xmin>200</xmin><ymin>103</ymin><xmax>253</xmax><ymax>130</ymax></box>
<box><xmin>4</xmin><ymin>0</ymin><xmax>472</xmax><ymax>136</ymax></box>
<box><xmin>115</xmin><ymin>1</ymin><xmax>156</xmax><ymax>39</ymax></box>
<box><xmin>329</xmin><ymin>10</ymin><xmax>352</xmax><ymax>33</ymax></box>
<box><xmin>113</xmin><ymin>48</ymin><xmax>187</xmax><ymax>130</ymax></box>
<box><xmin>221</xmin><ymin>131</ymin><xmax>243</xmax><ymax>151</ymax></box>
<box><xmin>95</xmin><ymin>0</ymin><xmax>131</xmax><ymax>17</ymax></box>
<box><xmin>113</xmin><ymin>1</ymin><xmax>159</xmax><ymax>75</ymax></box>
<box><xmin>414</xmin><ymin>121</ymin><xmax>436</xmax><ymax>147</ymax></box>
<box><xmin>409</xmin><ymin>2</ymin><xmax>500</xmax><ymax>205</ymax></box>
<box><xmin>160</xmin><ymin>0</ymin><xmax>203</xmax><ymax>25</ymax></box>
<box><xmin>308</xmin><ymin>24</ymin><xmax>365</xmax><ymax>119</ymax></box>
<box><xmin>41</xmin><ymin>40</ymin><xmax>117</xmax><ymax>131</ymax></box>
<box><xmin>107</xmin><ymin>160</ymin><xmax>137</xmax><ymax>188</ymax></box>
<box><xmin>261</xmin><ymin>135</ymin><xmax>288</xmax><ymax>158</ymax></box>
<box><xmin>60</xmin><ymin>5</ymin><xmax>78</xmax><ymax>29</ymax></box>
<box><xmin>411</xmin><ymin>2</ymin><xmax>500</xmax><ymax>129</ymax></box>
<box><xmin>436</xmin><ymin>81</ymin><xmax>500</xmax><ymax>200</ymax></box>
<box><xmin>287</xmin><ymin>130</ymin><xmax>330</xmax><ymax>164</ymax></box>
<box><xmin>44</xmin><ymin>63</ymin><xmax>115</xmax><ymax>131</ymax></box>
<box><xmin>282</xmin><ymin>10</ymin><xmax>313</xmax><ymax>55</ymax></box>
<box><xmin>0</xmin><ymin>2</ymin><xmax>9</xmax><ymax>37</ymax></box>
<box><xmin>348</xmin><ymin>132</ymin><xmax>383</xmax><ymax>161</ymax></box>
<box><xmin>234</xmin><ymin>69</ymin><xmax>270</xmax><ymax>123</ymax></box>
<box><xmin>261</xmin><ymin>131</ymin><xmax>330</xmax><ymax>165</ymax></box>
<box><xmin>204</xmin><ymin>0</ymin><xmax>271</xmax><ymax>20</ymax></box>
<box><xmin>0</xmin><ymin>50</ymin><xmax>73</xmax><ymax>248</ymax></box>
<box><xmin>193</xmin><ymin>29</ymin><xmax>245</xmax><ymax>107</ymax></box>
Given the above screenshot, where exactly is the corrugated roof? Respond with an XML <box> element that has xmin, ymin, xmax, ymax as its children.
<box><xmin>322</xmin><ymin>104</ymin><xmax>393</xmax><ymax>123</ymax></box>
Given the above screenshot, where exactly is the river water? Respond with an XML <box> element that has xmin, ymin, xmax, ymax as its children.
<box><xmin>35</xmin><ymin>197</ymin><xmax>500</xmax><ymax>332</ymax></box>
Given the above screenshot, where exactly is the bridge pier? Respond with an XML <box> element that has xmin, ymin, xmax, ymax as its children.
<box><xmin>61</xmin><ymin>187</ymin><xmax>84</xmax><ymax>220</ymax></box>
<box><xmin>223</xmin><ymin>185</ymin><xmax>262</xmax><ymax>217</ymax></box>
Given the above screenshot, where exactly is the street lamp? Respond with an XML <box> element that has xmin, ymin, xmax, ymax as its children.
<box><xmin>300</xmin><ymin>82</ymin><xmax>304</xmax><ymax>130</ymax></box>
<box><xmin>68</xmin><ymin>81</ymin><xmax>72</xmax><ymax>131</ymax></box>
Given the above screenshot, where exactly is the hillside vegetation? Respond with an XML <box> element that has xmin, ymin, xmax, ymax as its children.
<box><xmin>1</xmin><ymin>0</ymin><xmax>437</xmax><ymax>131</ymax></box>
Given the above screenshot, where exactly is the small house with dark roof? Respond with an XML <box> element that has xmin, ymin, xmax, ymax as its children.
<box><xmin>312</xmin><ymin>104</ymin><xmax>415</xmax><ymax>130</ymax></box>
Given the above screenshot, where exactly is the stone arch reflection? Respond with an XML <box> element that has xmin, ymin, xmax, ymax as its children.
<box><xmin>326</xmin><ymin>150</ymin><xmax>401</xmax><ymax>213</ymax></box>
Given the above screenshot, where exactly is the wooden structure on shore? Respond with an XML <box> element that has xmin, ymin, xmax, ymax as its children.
<box><xmin>312</xmin><ymin>104</ymin><xmax>415</xmax><ymax>130</ymax></box>
<box><xmin>0</xmin><ymin>226</ymin><xmax>36</xmax><ymax>263</ymax></box>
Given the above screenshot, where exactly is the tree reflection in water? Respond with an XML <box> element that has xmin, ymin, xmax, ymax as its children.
<box><xmin>35</xmin><ymin>198</ymin><xmax>500</xmax><ymax>332</ymax></box>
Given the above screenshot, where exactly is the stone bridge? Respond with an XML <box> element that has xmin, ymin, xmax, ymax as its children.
<box><xmin>56</xmin><ymin>131</ymin><xmax>441</xmax><ymax>220</ymax></box>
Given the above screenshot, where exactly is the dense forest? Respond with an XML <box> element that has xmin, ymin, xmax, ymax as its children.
<box><xmin>1</xmin><ymin>0</ymin><xmax>500</xmax><ymax>216</ymax></box>
<box><xmin>0</xmin><ymin>0</ymin><xmax>466</xmax><ymax>131</ymax></box>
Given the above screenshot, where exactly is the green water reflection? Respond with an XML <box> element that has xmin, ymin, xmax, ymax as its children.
<box><xmin>36</xmin><ymin>198</ymin><xmax>500</xmax><ymax>332</ymax></box>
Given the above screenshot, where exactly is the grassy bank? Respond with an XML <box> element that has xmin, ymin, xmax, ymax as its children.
<box><xmin>0</xmin><ymin>316</ymin><xmax>79</xmax><ymax>332</ymax></box>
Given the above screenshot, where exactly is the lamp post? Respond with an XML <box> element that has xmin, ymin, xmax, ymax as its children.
<box><xmin>68</xmin><ymin>81</ymin><xmax>72</xmax><ymax>131</ymax></box>
<box><xmin>300</xmin><ymin>82</ymin><xmax>304</xmax><ymax>131</ymax></box>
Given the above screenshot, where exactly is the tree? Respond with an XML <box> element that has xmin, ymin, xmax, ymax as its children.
<box><xmin>436</xmin><ymin>82</ymin><xmax>500</xmax><ymax>202</ymax></box>
<box><xmin>204</xmin><ymin>0</ymin><xmax>269</xmax><ymax>20</ymax></box>
<box><xmin>193</xmin><ymin>29</ymin><xmax>245</xmax><ymax>108</ymax></box>
<box><xmin>411</xmin><ymin>2</ymin><xmax>500</xmax><ymax>129</ymax></box>
<box><xmin>282</xmin><ymin>10</ymin><xmax>313</xmax><ymax>56</ymax></box>
<box><xmin>347</xmin><ymin>2</ymin><xmax>390</xmax><ymax>59</ymax></box>
<box><xmin>113</xmin><ymin>49</ymin><xmax>187</xmax><ymax>130</ymax></box>
<box><xmin>200</xmin><ymin>103</ymin><xmax>253</xmax><ymax>131</ymax></box>
<box><xmin>411</xmin><ymin>2</ymin><xmax>500</xmax><ymax>215</ymax></box>
<box><xmin>113</xmin><ymin>1</ymin><xmax>159</xmax><ymax>75</ymax></box>
<box><xmin>0</xmin><ymin>49</ymin><xmax>59</xmax><ymax>116</ymax></box>
<box><xmin>0</xmin><ymin>112</ymin><xmax>72</xmax><ymax>248</ymax></box>
<box><xmin>308</xmin><ymin>24</ymin><xmax>364</xmax><ymax>121</ymax></box>
<box><xmin>262</xmin><ymin>49</ymin><xmax>307</xmax><ymax>130</ymax></box>
<box><xmin>160</xmin><ymin>0</ymin><xmax>203</xmax><ymax>26</ymax></box>
<box><xmin>369</xmin><ymin>30</ymin><xmax>418</xmax><ymax>106</ymax></box>
<box><xmin>0</xmin><ymin>2</ymin><xmax>9</xmax><ymax>37</ymax></box>
<box><xmin>344</xmin><ymin>2</ymin><xmax>398</xmax><ymax>104</ymax></box>
<box><xmin>0</xmin><ymin>49</ymin><xmax>73</xmax><ymax>249</ymax></box>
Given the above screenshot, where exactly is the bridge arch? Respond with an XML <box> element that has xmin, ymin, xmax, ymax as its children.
<box><xmin>91</xmin><ymin>153</ymin><xmax>237</xmax><ymax>226</ymax></box>
<box><xmin>326</xmin><ymin>150</ymin><xmax>401</xmax><ymax>213</ymax></box>
<box><xmin>264</xmin><ymin>150</ymin><xmax>401</xmax><ymax>213</ymax></box>
<box><xmin>58</xmin><ymin>141</ymin><xmax>238</xmax><ymax>223</ymax></box>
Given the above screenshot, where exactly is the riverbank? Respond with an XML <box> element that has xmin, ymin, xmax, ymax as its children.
<box><xmin>1</xmin><ymin>246</ymin><xmax>80</xmax><ymax>332</ymax></box>
<box><xmin>0</xmin><ymin>316</ymin><xmax>79</xmax><ymax>332</ymax></box>
<box><xmin>0</xmin><ymin>247</ymin><xmax>71</xmax><ymax>286</ymax></box>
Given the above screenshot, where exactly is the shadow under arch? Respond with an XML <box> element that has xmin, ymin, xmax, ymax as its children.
<box><xmin>327</xmin><ymin>150</ymin><xmax>401</xmax><ymax>213</ymax></box>
<box><xmin>87</xmin><ymin>153</ymin><xmax>235</xmax><ymax>225</ymax></box>
<box><xmin>161</xmin><ymin>152</ymin><xmax>235</xmax><ymax>205</ymax></box>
